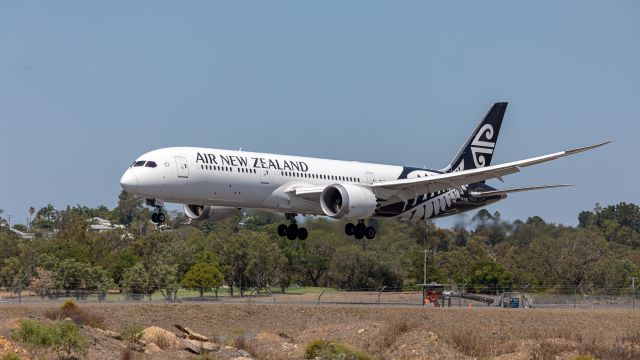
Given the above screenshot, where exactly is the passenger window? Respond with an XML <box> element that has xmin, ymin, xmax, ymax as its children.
<box><xmin>134</xmin><ymin>161</ymin><xmax>146</xmax><ymax>167</ymax></box>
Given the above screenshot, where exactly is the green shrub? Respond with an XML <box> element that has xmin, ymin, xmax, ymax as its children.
<box><xmin>2</xmin><ymin>353</ymin><xmax>23</xmax><ymax>360</ymax></box>
<box><xmin>304</xmin><ymin>339</ymin><xmax>376</xmax><ymax>360</ymax></box>
<box><xmin>12</xmin><ymin>319</ymin><xmax>87</xmax><ymax>360</ymax></box>
<box><xmin>53</xmin><ymin>321</ymin><xmax>87</xmax><ymax>360</ymax></box>
<box><xmin>121</xmin><ymin>323</ymin><xmax>144</xmax><ymax>352</ymax></box>
<box><xmin>12</xmin><ymin>319</ymin><xmax>55</xmax><ymax>348</ymax></box>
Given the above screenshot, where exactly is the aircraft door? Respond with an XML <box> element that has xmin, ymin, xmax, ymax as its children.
<box><xmin>260</xmin><ymin>168</ymin><xmax>270</xmax><ymax>184</ymax></box>
<box><xmin>366</xmin><ymin>172</ymin><xmax>376</xmax><ymax>184</ymax></box>
<box><xmin>175</xmin><ymin>156</ymin><xmax>189</xmax><ymax>179</ymax></box>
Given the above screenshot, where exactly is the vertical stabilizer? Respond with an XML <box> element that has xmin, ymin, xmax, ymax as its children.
<box><xmin>442</xmin><ymin>102</ymin><xmax>507</xmax><ymax>173</ymax></box>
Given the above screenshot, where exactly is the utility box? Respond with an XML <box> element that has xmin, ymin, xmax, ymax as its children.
<box><xmin>422</xmin><ymin>282</ymin><xmax>445</xmax><ymax>307</ymax></box>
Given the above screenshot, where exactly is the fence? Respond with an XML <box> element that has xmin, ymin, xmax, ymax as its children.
<box><xmin>1</xmin><ymin>283</ymin><xmax>637</xmax><ymax>309</ymax></box>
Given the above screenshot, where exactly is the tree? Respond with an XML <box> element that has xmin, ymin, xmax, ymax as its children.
<box><xmin>121</xmin><ymin>262</ymin><xmax>149</xmax><ymax>300</ymax></box>
<box><xmin>181</xmin><ymin>262</ymin><xmax>223</xmax><ymax>298</ymax></box>
<box><xmin>297</xmin><ymin>234</ymin><xmax>335</xmax><ymax>287</ymax></box>
<box><xmin>466</xmin><ymin>261</ymin><xmax>513</xmax><ymax>294</ymax></box>
<box><xmin>111</xmin><ymin>190</ymin><xmax>145</xmax><ymax>226</ymax></box>
<box><xmin>149</xmin><ymin>263</ymin><xmax>179</xmax><ymax>300</ymax></box>
<box><xmin>28</xmin><ymin>207</ymin><xmax>36</xmax><ymax>228</ymax></box>
<box><xmin>30</xmin><ymin>267</ymin><xmax>55</xmax><ymax>298</ymax></box>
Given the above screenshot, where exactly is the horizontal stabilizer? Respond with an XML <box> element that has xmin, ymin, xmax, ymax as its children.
<box><xmin>469</xmin><ymin>184</ymin><xmax>573</xmax><ymax>197</ymax></box>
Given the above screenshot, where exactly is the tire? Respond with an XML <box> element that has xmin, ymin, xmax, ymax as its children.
<box><xmin>345</xmin><ymin>223</ymin><xmax>355</xmax><ymax>236</ymax></box>
<box><xmin>277</xmin><ymin>224</ymin><xmax>287</xmax><ymax>237</ymax></box>
<box><xmin>365</xmin><ymin>226</ymin><xmax>376</xmax><ymax>239</ymax></box>
<box><xmin>354</xmin><ymin>223</ymin><xmax>365</xmax><ymax>240</ymax></box>
<box><xmin>287</xmin><ymin>224</ymin><xmax>299</xmax><ymax>240</ymax></box>
<box><xmin>298</xmin><ymin>227</ymin><xmax>308</xmax><ymax>240</ymax></box>
<box><xmin>157</xmin><ymin>213</ymin><xmax>166</xmax><ymax>223</ymax></box>
<box><xmin>151</xmin><ymin>213</ymin><xmax>158</xmax><ymax>223</ymax></box>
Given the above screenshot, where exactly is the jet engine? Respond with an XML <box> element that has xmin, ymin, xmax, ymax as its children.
<box><xmin>320</xmin><ymin>184</ymin><xmax>377</xmax><ymax>219</ymax></box>
<box><xmin>184</xmin><ymin>204</ymin><xmax>237</xmax><ymax>222</ymax></box>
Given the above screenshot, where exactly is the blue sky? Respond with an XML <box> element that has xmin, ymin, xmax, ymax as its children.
<box><xmin>1</xmin><ymin>1</ymin><xmax>638</xmax><ymax>226</ymax></box>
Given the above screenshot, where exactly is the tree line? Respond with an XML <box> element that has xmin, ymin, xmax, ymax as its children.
<box><xmin>1</xmin><ymin>191</ymin><xmax>639</xmax><ymax>298</ymax></box>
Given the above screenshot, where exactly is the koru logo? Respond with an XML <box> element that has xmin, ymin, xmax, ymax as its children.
<box><xmin>470</xmin><ymin>124</ymin><xmax>495</xmax><ymax>168</ymax></box>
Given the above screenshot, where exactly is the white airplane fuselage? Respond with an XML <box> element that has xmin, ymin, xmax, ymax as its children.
<box><xmin>120</xmin><ymin>147</ymin><xmax>485</xmax><ymax>220</ymax></box>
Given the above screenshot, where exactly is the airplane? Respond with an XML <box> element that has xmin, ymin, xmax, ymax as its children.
<box><xmin>120</xmin><ymin>102</ymin><xmax>610</xmax><ymax>240</ymax></box>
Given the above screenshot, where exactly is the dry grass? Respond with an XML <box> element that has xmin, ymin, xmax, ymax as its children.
<box><xmin>530</xmin><ymin>340</ymin><xmax>573</xmax><ymax>360</ymax></box>
<box><xmin>43</xmin><ymin>300</ymin><xmax>105</xmax><ymax>329</ymax></box>
<box><xmin>234</xmin><ymin>335</ymin><xmax>257</xmax><ymax>356</ymax></box>
<box><xmin>3</xmin><ymin>303</ymin><xmax>640</xmax><ymax>360</ymax></box>
<box><xmin>446</xmin><ymin>328</ymin><xmax>492</xmax><ymax>358</ymax></box>
<box><xmin>376</xmin><ymin>318</ymin><xmax>416</xmax><ymax>349</ymax></box>
<box><xmin>578</xmin><ymin>334</ymin><xmax>640</xmax><ymax>360</ymax></box>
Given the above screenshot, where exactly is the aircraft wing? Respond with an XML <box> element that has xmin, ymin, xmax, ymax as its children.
<box><xmin>468</xmin><ymin>184</ymin><xmax>573</xmax><ymax>197</ymax></box>
<box><xmin>371</xmin><ymin>141</ymin><xmax>610</xmax><ymax>194</ymax></box>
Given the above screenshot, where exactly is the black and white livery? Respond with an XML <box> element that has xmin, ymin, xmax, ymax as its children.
<box><xmin>120</xmin><ymin>102</ymin><xmax>609</xmax><ymax>240</ymax></box>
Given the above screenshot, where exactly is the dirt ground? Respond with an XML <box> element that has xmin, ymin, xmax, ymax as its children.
<box><xmin>0</xmin><ymin>302</ymin><xmax>639</xmax><ymax>359</ymax></box>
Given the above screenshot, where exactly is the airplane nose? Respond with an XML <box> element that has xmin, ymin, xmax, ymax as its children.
<box><xmin>120</xmin><ymin>169</ymin><xmax>138</xmax><ymax>192</ymax></box>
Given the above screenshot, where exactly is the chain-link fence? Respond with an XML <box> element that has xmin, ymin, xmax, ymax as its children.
<box><xmin>2</xmin><ymin>282</ymin><xmax>638</xmax><ymax>309</ymax></box>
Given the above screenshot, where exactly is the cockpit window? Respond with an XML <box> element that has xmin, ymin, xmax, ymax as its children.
<box><xmin>134</xmin><ymin>161</ymin><xmax>146</xmax><ymax>167</ymax></box>
<box><xmin>145</xmin><ymin>161</ymin><xmax>157</xmax><ymax>168</ymax></box>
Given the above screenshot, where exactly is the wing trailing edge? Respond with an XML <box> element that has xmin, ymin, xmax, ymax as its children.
<box><xmin>469</xmin><ymin>184</ymin><xmax>573</xmax><ymax>197</ymax></box>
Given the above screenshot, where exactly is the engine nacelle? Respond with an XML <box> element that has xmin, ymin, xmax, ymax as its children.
<box><xmin>183</xmin><ymin>204</ymin><xmax>237</xmax><ymax>222</ymax></box>
<box><xmin>320</xmin><ymin>184</ymin><xmax>377</xmax><ymax>219</ymax></box>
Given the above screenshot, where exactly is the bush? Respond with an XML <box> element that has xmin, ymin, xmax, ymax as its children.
<box><xmin>304</xmin><ymin>339</ymin><xmax>376</xmax><ymax>360</ymax></box>
<box><xmin>2</xmin><ymin>353</ymin><xmax>23</xmax><ymax>360</ymax></box>
<box><xmin>121</xmin><ymin>323</ymin><xmax>144</xmax><ymax>352</ymax></box>
<box><xmin>44</xmin><ymin>299</ymin><xmax>104</xmax><ymax>328</ymax></box>
<box><xmin>12</xmin><ymin>319</ymin><xmax>87</xmax><ymax>360</ymax></box>
<box><xmin>53</xmin><ymin>321</ymin><xmax>87</xmax><ymax>360</ymax></box>
<box><xmin>12</xmin><ymin>319</ymin><xmax>54</xmax><ymax>348</ymax></box>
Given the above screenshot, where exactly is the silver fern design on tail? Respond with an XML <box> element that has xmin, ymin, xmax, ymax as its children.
<box><xmin>471</xmin><ymin>124</ymin><xmax>496</xmax><ymax>168</ymax></box>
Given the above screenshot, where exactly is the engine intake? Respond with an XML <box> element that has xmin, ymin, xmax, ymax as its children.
<box><xmin>184</xmin><ymin>204</ymin><xmax>237</xmax><ymax>222</ymax></box>
<box><xmin>320</xmin><ymin>184</ymin><xmax>377</xmax><ymax>219</ymax></box>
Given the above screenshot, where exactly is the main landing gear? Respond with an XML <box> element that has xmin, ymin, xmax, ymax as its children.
<box><xmin>277</xmin><ymin>213</ymin><xmax>308</xmax><ymax>240</ymax></box>
<box><xmin>147</xmin><ymin>199</ymin><xmax>166</xmax><ymax>224</ymax></box>
<box><xmin>345</xmin><ymin>220</ymin><xmax>376</xmax><ymax>240</ymax></box>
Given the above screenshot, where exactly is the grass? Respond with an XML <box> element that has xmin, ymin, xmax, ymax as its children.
<box><xmin>304</xmin><ymin>339</ymin><xmax>376</xmax><ymax>360</ymax></box>
<box><xmin>285</xmin><ymin>286</ymin><xmax>334</xmax><ymax>294</ymax></box>
<box><xmin>1</xmin><ymin>354</ymin><xmax>22</xmax><ymax>360</ymax></box>
<box><xmin>376</xmin><ymin>318</ymin><xmax>415</xmax><ymax>350</ymax></box>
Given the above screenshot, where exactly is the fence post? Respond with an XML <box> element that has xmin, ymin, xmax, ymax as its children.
<box><xmin>459</xmin><ymin>283</ymin><xmax>467</xmax><ymax>307</ymax></box>
<box><xmin>573</xmin><ymin>283</ymin><xmax>582</xmax><ymax>309</ymax></box>
<box><xmin>317</xmin><ymin>289</ymin><xmax>326</xmax><ymax>305</ymax></box>
<box><xmin>377</xmin><ymin>285</ymin><xmax>387</xmax><ymax>305</ymax></box>
<box><xmin>521</xmin><ymin>283</ymin><xmax>531</xmax><ymax>308</ymax></box>
<box><xmin>630</xmin><ymin>277</ymin><xmax>637</xmax><ymax>310</ymax></box>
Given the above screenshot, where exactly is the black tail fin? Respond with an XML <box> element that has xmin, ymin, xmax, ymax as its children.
<box><xmin>442</xmin><ymin>102</ymin><xmax>507</xmax><ymax>173</ymax></box>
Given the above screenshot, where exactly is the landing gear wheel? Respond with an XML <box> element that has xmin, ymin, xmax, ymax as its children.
<box><xmin>354</xmin><ymin>223</ymin><xmax>366</xmax><ymax>240</ymax></box>
<box><xmin>151</xmin><ymin>213</ymin><xmax>158</xmax><ymax>223</ymax></box>
<box><xmin>298</xmin><ymin>227</ymin><xmax>308</xmax><ymax>240</ymax></box>
<box><xmin>365</xmin><ymin>226</ymin><xmax>376</xmax><ymax>239</ymax></box>
<box><xmin>287</xmin><ymin>224</ymin><xmax>299</xmax><ymax>240</ymax></box>
<box><xmin>345</xmin><ymin>223</ymin><xmax>355</xmax><ymax>236</ymax></box>
<box><xmin>277</xmin><ymin>224</ymin><xmax>288</xmax><ymax>237</ymax></box>
<box><xmin>157</xmin><ymin>213</ymin><xmax>165</xmax><ymax>223</ymax></box>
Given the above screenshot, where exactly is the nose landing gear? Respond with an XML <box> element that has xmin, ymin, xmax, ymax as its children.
<box><xmin>147</xmin><ymin>199</ymin><xmax>166</xmax><ymax>224</ymax></box>
<box><xmin>277</xmin><ymin>214</ymin><xmax>308</xmax><ymax>240</ymax></box>
<box><xmin>345</xmin><ymin>220</ymin><xmax>376</xmax><ymax>239</ymax></box>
